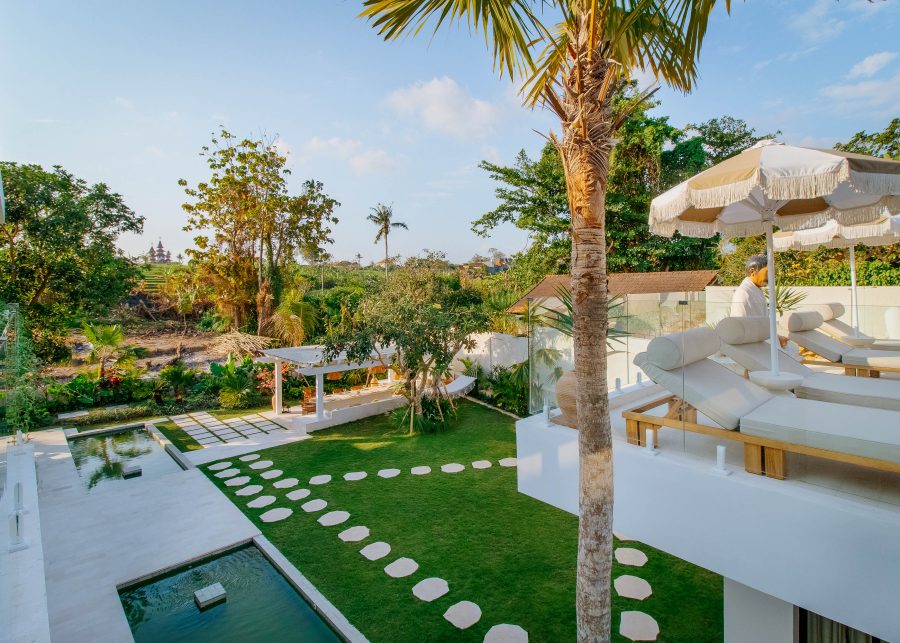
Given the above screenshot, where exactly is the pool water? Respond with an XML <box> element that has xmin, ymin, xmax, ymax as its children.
<box><xmin>120</xmin><ymin>546</ymin><xmax>339</xmax><ymax>643</ymax></box>
<box><xmin>68</xmin><ymin>428</ymin><xmax>181</xmax><ymax>491</ymax></box>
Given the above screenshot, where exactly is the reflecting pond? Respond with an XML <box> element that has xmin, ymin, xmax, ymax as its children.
<box><xmin>68</xmin><ymin>428</ymin><xmax>180</xmax><ymax>491</ymax></box>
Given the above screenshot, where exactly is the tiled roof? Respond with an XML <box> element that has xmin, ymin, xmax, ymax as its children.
<box><xmin>507</xmin><ymin>270</ymin><xmax>718</xmax><ymax>314</ymax></box>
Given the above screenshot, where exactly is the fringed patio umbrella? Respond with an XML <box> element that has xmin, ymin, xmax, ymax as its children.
<box><xmin>774</xmin><ymin>214</ymin><xmax>900</xmax><ymax>336</ymax></box>
<box><xmin>650</xmin><ymin>140</ymin><xmax>900</xmax><ymax>387</ymax></box>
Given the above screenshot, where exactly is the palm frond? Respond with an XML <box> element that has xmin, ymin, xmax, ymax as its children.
<box><xmin>534</xmin><ymin>286</ymin><xmax>629</xmax><ymax>349</ymax></box>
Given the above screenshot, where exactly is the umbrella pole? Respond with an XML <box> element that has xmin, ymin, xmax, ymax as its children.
<box><xmin>849</xmin><ymin>245</ymin><xmax>859</xmax><ymax>336</ymax></box>
<box><xmin>765</xmin><ymin>222</ymin><xmax>780</xmax><ymax>376</ymax></box>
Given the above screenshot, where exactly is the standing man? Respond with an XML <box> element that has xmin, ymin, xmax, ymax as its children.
<box><xmin>731</xmin><ymin>254</ymin><xmax>768</xmax><ymax>317</ymax></box>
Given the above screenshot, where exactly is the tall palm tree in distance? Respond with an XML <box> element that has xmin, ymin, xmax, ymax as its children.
<box><xmin>367</xmin><ymin>203</ymin><xmax>408</xmax><ymax>277</ymax></box>
<box><xmin>360</xmin><ymin>1</ymin><xmax>724</xmax><ymax>639</ymax></box>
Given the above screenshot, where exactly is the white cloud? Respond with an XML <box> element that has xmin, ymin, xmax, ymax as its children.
<box><xmin>848</xmin><ymin>52</ymin><xmax>897</xmax><ymax>78</ymax></box>
<box><xmin>753</xmin><ymin>47</ymin><xmax>818</xmax><ymax>73</ymax></box>
<box><xmin>789</xmin><ymin>0</ymin><xmax>846</xmax><ymax>43</ymax></box>
<box><xmin>820</xmin><ymin>70</ymin><xmax>900</xmax><ymax>115</ymax></box>
<box><xmin>273</xmin><ymin>137</ymin><xmax>293</xmax><ymax>162</ymax></box>
<box><xmin>300</xmin><ymin>136</ymin><xmax>397</xmax><ymax>175</ymax></box>
<box><xmin>114</xmin><ymin>96</ymin><xmax>135</xmax><ymax>109</ymax></box>
<box><xmin>387</xmin><ymin>76</ymin><xmax>498</xmax><ymax>140</ymax></box>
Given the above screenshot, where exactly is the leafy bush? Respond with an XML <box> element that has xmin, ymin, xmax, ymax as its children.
<box><xmin>210</xmin><ymin>354</ymin><xmax>264</xmax><ymax>409</ymax></box>
<box><xmin>197</xmin><ymin>309</ymin><xmax>229</xmax><ymax>332</ymax></box>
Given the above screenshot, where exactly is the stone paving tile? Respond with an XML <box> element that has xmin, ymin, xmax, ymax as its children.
<box><xmin>239</xmin><ymin>454</ymin><xmax>261</xmax><ymax>462</ymax></box>
<box><xmin>273</xmin><ymin>478</ymin><xmax>299</xmax><ymax>489</ymax></box>
<box><xmin>614</xmin><ymin>575</ymin><xmax>652</xmax><ymax>600</ymax></box>
<box><xmin>410</xmin><ymin>466</ymin><xmax>431</xmax><ymax>475</ymax></box>
<box><xmin>224</xmin><ymin>476</ymin><xmax>251</xmax><ymax>487</ymax></box>
<box><xmin>260</xmin><ymin>507</ymin><xmax>292</xmax><ymax>523</ymax></box>
<box><xmin>250</xmin><ymin>460</ymin><xmax>274</xmax><ymax>470</ymax></box>
<box><xmin>498</xmin><ymin>458</ymin><xmax>517</xmax><ymax>467</ymax></box>
<box><xmin>472</xmin><ymin>460</ymin><xmax>492</xmax><ymax>469</ymax></box>
<box><xmin>260</xmin><ymin>470</ymin><xmax>283</xmax><ymax>480</ymax></box>
<box><xmin>301</xmin><ymin>499</ymin><xmax>327</xmax><ymax>512</ymax></box>
<box><xmin>615</xmin><ymin>548</ymin><xmax>649</xmax><ymax>567</ymax></box>
<box><xmin>235</xmin><ymin>484</ymin><xmax>263</xmax><ymax>496</ymax></box>
<box><xmin>377</xmin><ymin>468</ymin><xmax>401</xmax><ymax>479</ymax></box>
<box><xmin>247</xmin><ymin>495</ymin><xmax>276</xmax><ymax>509</ymax></box>
<box><xmin>309</xmin><ymin>475</ymin><xmax>331</xmax><ymax>485</ymax></box>
<box><xmin>214</xmin><ymin>468</ymin><xmax>241</xmax><ymax>478</ymax></box>
<box><xmin>207</xmin><ymin>462</ymin><xmax>233</xmax><ymax>471</ymax></box>
<box><xmin>318</xmin><ymin>511</ymin><xmax>350</xmax><ymax>526</ymax></box>
<box><xmin>444</xmin><ymin>601</ymin><xmax>482</xmax><ymax>630</ymax></box>
<box><xmin>339</xmin><ymin>526</ymin><xmax>369</xmax><ymax>542</ymax></box>
<box><xmin>484</xmin><ymin>624</ymin><xmax>528</xmax><ymax>642</ymax></box>
<box><xmin>412</xmin><ymin>577</ymin><xmax>449</xmax><ymax>602</ymax></box>
<box><xmin>384</xmin><ymin>557</ymin><xmax>418</xmax><ymax>578</ymax></box>
<box><xmin>619</xmin><ymin>611</ymin><xmax>659</xmax><ymax>641</ymax></box>
<box><xmin>344</xmin><ymin>471</ymin><xmax>367</xmax><ymax>481</ymax></box>
<box><xmin>286</xmin><ymin>489</ymin><xmax>311</xmax><ymax>501</ymax></box>
<box><xmin>441</xmin><ymin>463</ymin><xmax>464</xmax><ymax>473</ymax></box>
<box><xmin>360</xmin><ymin>541</ymin><xmax>391</xmax><ymax>561</ymax></box>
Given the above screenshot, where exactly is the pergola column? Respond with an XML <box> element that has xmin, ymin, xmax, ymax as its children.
<box><xmin>274</xmin><ymin>359</ymin><xmax>283</xmax><ymax>416</ymax></box>
<box><xmin>315</xmin><ymin>372</ymin><xmax>325</xmax><ymax>420</ymax></box>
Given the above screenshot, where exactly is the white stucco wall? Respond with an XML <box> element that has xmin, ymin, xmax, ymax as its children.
<box><xmin>725</xmin><ymin>578</ymin><xmax>796</xmax><ymax>643</ymax></box>
<box><xmin>455</xmin><ymin>332</ymin><xmax>528</xmax><ymax>373</ymax></box>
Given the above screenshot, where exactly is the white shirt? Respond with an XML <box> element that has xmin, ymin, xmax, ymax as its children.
<box><xmin>730</xmin><ymin>277</ymin><xmax>768</xmax><ymax>318</ymax></box>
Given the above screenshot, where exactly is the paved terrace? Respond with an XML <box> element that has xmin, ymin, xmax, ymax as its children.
<box><xmin>31</xmin><ymin>429</ymin><xmax>260</xmax><ymax>643</ymax></box>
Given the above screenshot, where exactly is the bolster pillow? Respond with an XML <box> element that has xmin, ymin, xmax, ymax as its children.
<box><xmin>716</xmin><ymin>316</ymin><xmax>771</xmax><ymax>345</ymax></box>
<box><xmin>784</xmin><ymin>310</ymin><xmax>824</xmax><ymax>333</ymax></box>
<box><xmin>645</xmin><ymin>327</ymin><xmax>721</xmax><ymax>370</ymax></box>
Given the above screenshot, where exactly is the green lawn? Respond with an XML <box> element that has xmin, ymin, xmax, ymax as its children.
<box><xmin>203</xmin><ymin>401</ymin><xmax>722</xmax><ymax>642</ymax></box>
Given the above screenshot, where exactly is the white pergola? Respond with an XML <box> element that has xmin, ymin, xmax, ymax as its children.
<box><xmin>260</xmin><ymin>345</ymin><xmax>396</xmax><ymax>418</ymax></box>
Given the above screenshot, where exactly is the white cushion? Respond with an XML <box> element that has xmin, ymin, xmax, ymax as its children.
<box><xmin>634</xmin><ymin>352</ymin><xmax>772</xmax><ymax>430</ymax></box>
<box><xmin>797</xmin><ymin>373</ymin><xmax>900</xmax><ymax>412</ymax></box>
<box><xmin>783</xmin><ymin>310</ymin><xmax>824</xmax><ymax>332</ymax></box>
<box><xmin>826</xmin><ymin>302</ymin><xmax>845</xmax><ymax>318</ymax></box>
<box><xmin>804</xmin><ymin>304</ymin><xmax>837</xmax><ymax>322</ymax></box>
<box><xmin>872</xmin><ymin>339</ymin><xmax>900</xmax><ymax>352</ymax></box>
<box><xmin>740</xmin><ymin>397</ymin><xmax>900</xmax><ymax>465</ymax></box>
<box><xmin>788</xmin><ymin>329</ymin><xmax>850</xmax><ymax>362</ymax></box>
<box><xmin>645</xmin><ymin>328</ymin><xmax>721</xmax><ymax>370</ymax></box>
<box><xmin>719</xmin><ymin>340</ymin><xmax>810</xmax><ymax>376</ymax></box>
<box><xmin>841</xmin><ymin>349</ymin><xmax>900</xmax><ymax>368</ymax></box>
<box><xmin>716</xmin><ymin>316</ymin><xmax>771</xmax><ymax>345</ymax></box>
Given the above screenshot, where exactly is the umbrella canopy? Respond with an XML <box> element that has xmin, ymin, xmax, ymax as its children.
<box><xmin>773</xmin><ymin>214</ymin><xmax>900</xmax><ymax>335</ymax></box>
<box><xmin>650</xmin><ymin>141</ymin><xmax>900</xmax><ymax>382</ymax></box>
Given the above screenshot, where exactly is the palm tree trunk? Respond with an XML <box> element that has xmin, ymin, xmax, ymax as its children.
<box><xmin>384</xmin><ymin>233</ymin><xmax>389</xmax><ymax>277</ymax></box>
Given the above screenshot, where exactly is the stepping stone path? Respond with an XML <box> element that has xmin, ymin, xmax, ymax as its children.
<box><xmin>236</xmin><ymin>484</ymin><xmax>263</xmax><ymax>496</ymax></box>
<box><xmin>498</xmin><ymin>458</ymin><xmax>517</xmax><ymax>467</ymax></box>
<box><xmin>207</xmin><ymin>461</ymin><xmax>233</xmax><ymax>471</ymax></box>
<box><xmin>260</xmin><ymin>469</ymin><xmax>282</xmax><ymax>480</ymax></box>
<box><xmin>484</xmin><ymin>624</ymin><xmax>529</xmax><ymax>643</ymax></box>
<box><xmin>620</xmin><ymin>612</ymin><xmax>659</xmax><ymax>642</ymax></box>
<box><xmin>614</xmin><ymin>575</ymin><xmax>652</xmax><ymax>600</ymax></box>
<box><xmin>360</xmin><ymin>541</ymin><xmax>391</xmax><ymax>561</ymax></box>
<box><xmin>412</xmin><ymin>577</ymin><xmax>449</xmax><ymax>602</ymax></box>
<box><xmin>441</xmin><ymin>463</ymin><xmax>464</xmax><ymax>473</ymax></box>
<box><xmin>247</xmin><ymin>495</ymin><xmax>276</xmax><ymax>509</ymax></box>
<box><xmin>309</xmin><ymin>475</ymin><xmax>331</xmax><ymax>485</ymax></box>
<box><xmin>225</xmin><ymin>476</ymin><xmax>251</xmax><ymax>487</ymax></box>
<box><xmin>339</xmin><ymin>526</ymin><xmax>370</xmax><ymax>542</ymax></box>
<box><xmin>472</xmin><ymin>460</ymin><xmax>492</xmax><ymax>469</ymax></box>
<box><xmin>171</xmin><ymin>412</ymin><xmax>288</xmax><ymax>449</ymax></box>
<box><xmin>377</xmin><ymin>468</ymin><xmax>400</xmax><ymax>478</ymax></box>
<box><xmin>384</xmin><ymin>557</ymin><xmax>418</xmax><ymax>578</ymax></box>
<box><xmin>287</xmin><ymin>489</ymin><xmax>311</xmax><ymax>501</ymax></box>
<box><xmin>410</xmin><ymin>466</ymin><xmax>431</xmax><ymax>475</ymax></box>
<box><xmin>239</xmin><ymin>454</ymin><xmax>260</xmax><ymax>462</ymax></box>
<box><xmin>260</xmin><ymin>507</ymin><xmax>292</xmax><ymax>523</ymax></box>
<box><xmin>444</xmin><ymin>601</ymin><xmax>482</xmax><ymax>630</ymax></box>
<box><xmin>273</xmin><ymin>478</ymin><xmax>299</xmax><ymax>489</ymax></box>
<box><xmin>318</xmin><ymin>511</ymin><xmax>350</xmax><ymax>527</ymax></box>
<box><xmin>250</xmin><ymin>460</ymin><xmax>273</xmax><ymax>470</ymax></box>
<box><xmin>343</xmin><ymin>471</ymin><xmax>367</xmax><ymax>481</ymax></box>
<box><xmin>615</xmin><ymin>548</ymin><xmax>648</xmax><ymax>567</ymax></box>
<box><xmin>301</xmin><ymin>499</ymin><xmax>327</xmax><ymax>513</ymax></box>
<box><xmin>214</xmin><ymin>468</ymin><xmax>241</xmax><ymax>478</ymax></box>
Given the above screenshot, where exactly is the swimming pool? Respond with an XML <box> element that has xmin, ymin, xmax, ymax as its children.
<box><xmin>68</xmin><ymin>427</ymin><xmax>181</xmax><ymax>492</ymax></box>
<box><xmin>119</xmin><ymin>545</ymin><xmax>339</xmax><ymax>642</ymax></box>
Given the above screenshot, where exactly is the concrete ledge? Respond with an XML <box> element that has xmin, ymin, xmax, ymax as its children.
<box><xmin>68</xmin><ymin>422</ymin><xmax>146</xmax><ymax>440</ymax></box>
<box><xmin>146</xmin><ymin>423</ymin><xmax>194</xmax><ymax>470</ymax></box>
<box><xmin>254</xmin><ymin>535</ymin><xmax>368</xmax><ymax>643</ymax></box>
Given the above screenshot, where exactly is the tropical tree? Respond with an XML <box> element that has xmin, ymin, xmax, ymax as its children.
<box><xmin>366</xmin><ymin>203</ymin><xmax>408</xmax><ymax>276</ymax></box>
<box><xmin>360</xmin><ymin>1</ymin><xmax>724</xmax><ymax>638</ymax></box>
<box><xmin>271</xmin><ymin>289</ymin><xmax>321</xmax><ymax>345</ymax></box>
<box><xmin>82</xmin><ymin>323</ymin><xmax>142</xmax><ymax>379</ymax></box>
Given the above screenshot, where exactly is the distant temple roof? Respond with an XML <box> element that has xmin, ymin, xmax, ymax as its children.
<box><xmin>506</xmin><ymin>270</ymin><xmax>719</xmax><ymax>314</ymax></box>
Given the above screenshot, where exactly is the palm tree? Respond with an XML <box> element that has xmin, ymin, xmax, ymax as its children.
<box><xmin>360</xmin><ymin>2</ymin><xmax>723</xmax><ymax>639</ymax></box>
<box><xmin>366</xmin><ymin>203</ymin><xmax>408</xmax><ymax>277</ymax></box>
<box><xmin>82</xmin><ymin>323</ymin><xmax>131</xmax><ymax>379</ymax></box>
<box><xmin>271</xmin><ymin>290</ymin><xmax>321</xmax><ymax>345</ymax></box>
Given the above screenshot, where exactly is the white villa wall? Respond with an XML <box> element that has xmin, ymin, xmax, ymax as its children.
<box><xmin>455</xmin><ymin>332</ymin><xmax>528</xmax><ymax>373</ymax></box>
<box><xmin>724</xmin><ymin>579</ymin><xmax>796</xmax><ymax>643</ymax></box>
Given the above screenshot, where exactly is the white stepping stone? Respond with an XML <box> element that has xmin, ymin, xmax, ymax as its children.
<box><xmin>615</xmin><ymin>548</ymin><xmax>648</xmax><ymax>567</ymax></box>
<box><xmin>273</xmin><ymin>477</ymin><xmax>299</xmax><ymax>489</ymax></box>
<box><xmin>236</xmin><ymin>484</ymin><xmax>263</xmax><ymax>496</ymax></box>
<box><xmin>441</xmin><ymin>463</ymin><xmax>464</xmax><ymax>473</ymax></box>
<box><xmin>614</xmin><ymin>532</ymin><xmax>635</xmax><ymax>542</ymax></box>
<box><xmin>214</xmin><ymin>468</ymin><xmax>241</xmax><ymax>478</ymax></box>
<box><xmin>287</xmin><ymin>488</ymin><xmax>311</xmax><ymax>501</ymax></box>
<box><xmin>498</xmin><ymin>457</ymin><xmax>517</xmax><ymax>467</ymax></box>
<box><xmin>412</xmin><ymin>577</ymin><xmax>449</xmax><ymax>602</ymax></box>
<box><xmin>339</xmin><ymin>526</ymin><xmax>370</xmax><ymax>542</ymax></box>
<box><xmin>260</xmin><ymin>507</ymin><xmax>292</xmax><ymax>523</ymax></box>
<box><xmin>484</xmin><ymin>624</ymin><xmax>529</xmax><ymax>643</ymax></box>
<box><xmin>225</xmin><ymin>476</ymin><xmax>251</xmax><ymax>487</ymax></box>
<box><xmin>614</xmin><ymin>575</ymin><xmax>653</xmax><ymax>600</ymax></box>
<box><xmin>384</xmin><ymin>557</ymin><xmax>418</xmax><ymax>578</ymax></box>
<box><xmin>247</xmin><ymin>495</ymin><xmax>276</xmax><ymax>509</ymax></box>
<box><xmin>239</xmin><ymin>454</ymin><xmax>261</xmax><ymax>462</ymax></box>
<box><xmin>301</xmin><ymin>499</ymin><xmax>327</xmax><ymax>512</ymax></box>
<box><xmin>377</xmin><ymin>468</ymin><xmax>401</xmax><ymax>479</ymax></box>
<box><xmin>619</xmin><ymin>611</ymin><xmax>659</xmax><ymax>642</ymax></box>
<box><xmin>318</xmin><ymin>511</ymin><xmax>350</xmax><ymax>526</ymax></box>
<box><xmin>360</xmin><ymin>541</ymin><xmax>391</xmax><ymax>561</ymax></box>
<box><xmin>472</xmin><ymin>460</ymin><xmax>492</xmax><ymax>469</ymax></box>
<box><xmin>250</xmin><ymin>460</ymin><xmax>273</xmax><ymax>470</ymax></box>
<box><xmin>410</xmin><ymin>466</ymin><xmax>431</xmax><ymax>475</ymax></box>
<box><xmin>343</xmin><ymin>471</ymin><xmax>367</xmax><ymax>481</ymax></box>
<box><xmin>309</xmin><ymin>475</ymin><xmax>332</xmax><ymax>485</ymax></box>
<box><xmin>207</xmin><ymin>462</ymin><xmax>233</xmax><ymax>471</ymax></box>
<box><xmin>260</xmin><ymin>469</ymin><xmax>283</xmax><ymax>480</ymax></box>
<box><xmin>444</xmin><ymin>601</ymin><xmax>482</xmax><ymax>630</ymax></box>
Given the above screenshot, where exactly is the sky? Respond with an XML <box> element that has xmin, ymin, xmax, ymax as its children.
<box><xmin>1</xmin><ymin>0</ymin><xmax>898</xmax><ymax>265</ymax></box>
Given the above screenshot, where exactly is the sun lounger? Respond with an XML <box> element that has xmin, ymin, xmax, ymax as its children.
<box><xmin>427</xmin><ymin>375</ymin><xmax>476</xmax><ymax>398</ymax></box>
<box><xmin>716</xmin><ymin>316</ymin><xmax>900</xmax><ymax>412</ymax></box>
<box><xmin>626</xmin><ymin>327</ymin><xmax>900</xmax><ymax>479</ymax></box>
<box><xmin>782</xmin><ymin>310</ymin><xmax>900</xmax><ymax>376</ymax></box>
<box><xmin>804</xmin><ymin>303</ymin><xmax>900</xmax><ymax>352</ymax></box>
